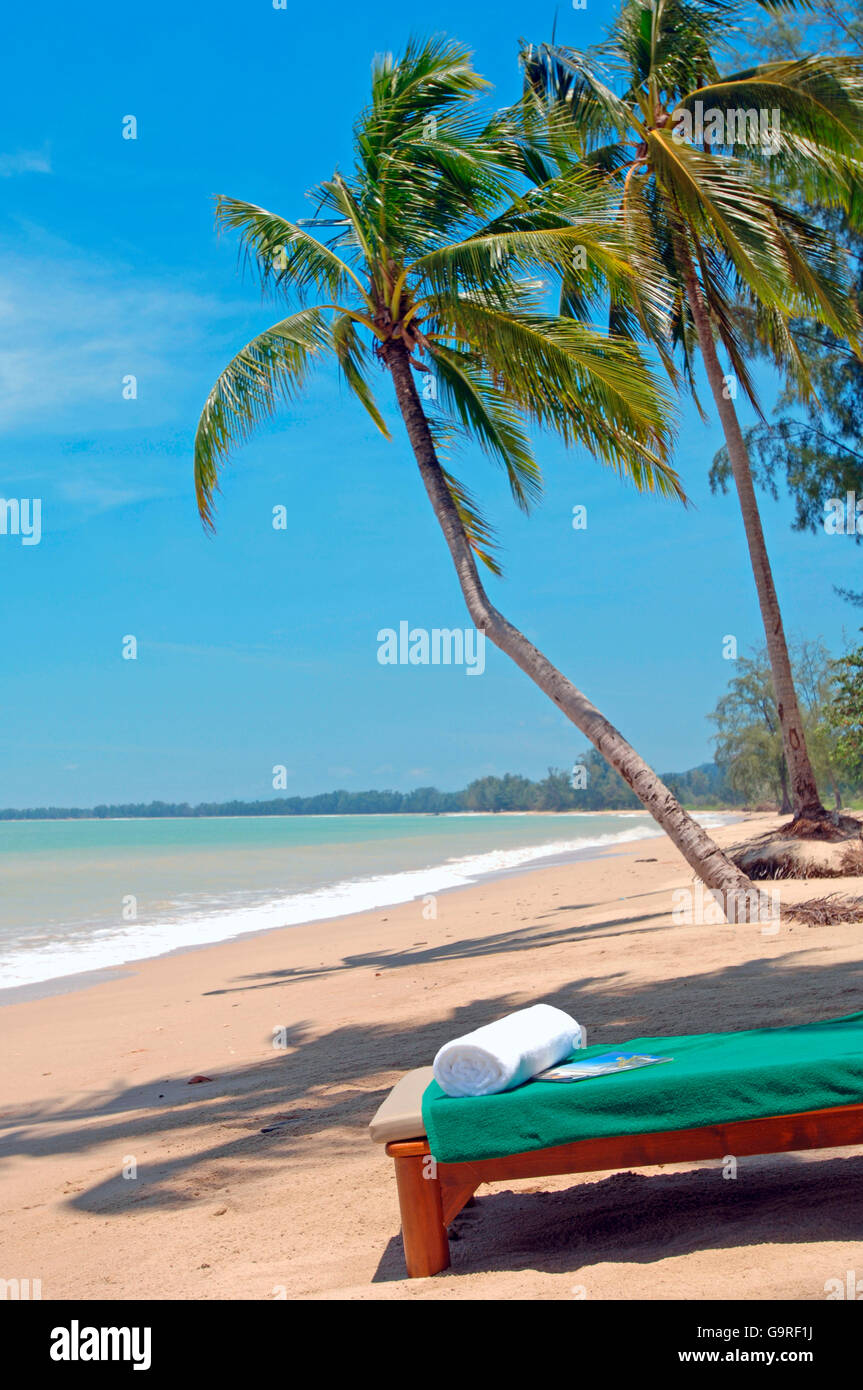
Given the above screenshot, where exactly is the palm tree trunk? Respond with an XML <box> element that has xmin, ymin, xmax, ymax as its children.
<box><xmin>680</xmin><ymin>254</ymin><xmax>827</xmax><ymax>823</ymax></box>
<box><xmin>383</xmin><ymin>339</ymin><xmax>755</xmax><ymax>909</ymax></box>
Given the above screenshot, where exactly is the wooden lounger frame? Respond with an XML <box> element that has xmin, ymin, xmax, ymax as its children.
<box><xmin>386</xmin><ymin>1101</ymin><xmax>863</xmax><ymax>1277</ymax></box>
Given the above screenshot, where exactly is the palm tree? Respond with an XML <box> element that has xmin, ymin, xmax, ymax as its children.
<box><xmin>194</xmin><ymin>36</ymin><xmax>753</xmax><ymax>903</ymax></box>
<box><xmin>522</xmin><ymin>0</ymin><xmax>863</xmax><ymax>827</ymax></box>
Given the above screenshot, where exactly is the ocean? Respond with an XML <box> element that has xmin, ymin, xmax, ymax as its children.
<box><xmin>0</xmin><ymin>811</ymin><xmax>733</xmax><ymax>994</ymax></box>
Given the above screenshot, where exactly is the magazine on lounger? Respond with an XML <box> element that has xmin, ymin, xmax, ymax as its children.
<box><xmin>535</xmin><ymin>1052</ymin><xmax>673</xmax><ymax>1083</ymax></box>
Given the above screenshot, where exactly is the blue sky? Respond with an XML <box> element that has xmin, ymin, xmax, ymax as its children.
<box><xmin>0</xmin><ymin>0</ymin><xmax>858</xmax><ymax>807</ymax></box>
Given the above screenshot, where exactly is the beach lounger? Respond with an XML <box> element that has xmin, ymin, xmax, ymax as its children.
<box><xmin>369</xmin><ymin>1013</ymin><xmax>863</xmax><ymax>1277</ymax></box>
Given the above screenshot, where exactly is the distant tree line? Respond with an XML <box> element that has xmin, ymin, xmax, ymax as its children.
<box><xmin>8</xmin><ymin>635</ymin><xmax>860</xmax><ymax>822</ymax></box>
<box><xmin>0</xmin><ymin>755</ymin><xmax>741</xmax><ymax>821</ymax></box>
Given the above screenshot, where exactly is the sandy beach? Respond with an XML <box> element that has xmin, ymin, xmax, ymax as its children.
<box><xmin>3</xmin><ymin>812</ymin><xmax>863</xmax><ymax>1302</ymax></box>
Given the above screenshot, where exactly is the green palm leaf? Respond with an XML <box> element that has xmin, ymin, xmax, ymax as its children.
<box><xmin>429</xmin><ymin>344</ymin><xmax>541</xmax><ymax>509</ymax></box>
<box><xmin>215</xmin><ymin>196</ymin><xmax>370</xmax><ymax>306</ymax></box>
<box><xmin>194</xmin><ymin>308</ymin><xmax>333</xmax><ymax>529</ymax></box>
<box><xmin>438</xmin><ymin>464</ymin><xmax>503</xmax><ymax>575</ymax></box>
<box><xmin>431</xmin><ymin>296</ymin><xmax>683</xmax><ymax>495</ymax></box>
<box><xmin>331</xmin><ymin>314</ymin><xmax>391</xmax><ymax>438</ymax></box>
<box><xmin>196</xmin><ymin>35</ymin><xmax>685</xmax><ymax>541</ymax></box>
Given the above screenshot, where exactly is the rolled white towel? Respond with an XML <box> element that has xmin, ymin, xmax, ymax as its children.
<box><xmin>433</xmin><ymin>1003</ymin><xmax>586</xmax><ymax>1098</ymax></box>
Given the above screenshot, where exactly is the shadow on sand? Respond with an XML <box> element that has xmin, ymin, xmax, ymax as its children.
<box><xmin>3</xmin><ymin>905</ymin><xmax>863</xmax><ymax>1283</ymax></box>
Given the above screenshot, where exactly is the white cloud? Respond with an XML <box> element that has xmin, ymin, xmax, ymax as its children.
<box><xmin>0</xmin><ymin>228</ymin><xmax>250</xmax><ymax>432</ymax></box>
<box><xmin>0</xmin><ymin>226</ymin><xmax>348</xmax><ymax>521</ymax></box>
<box><xmin>55</xmin><ymin>479</ymin><xmax>169</xmax><ymax>513</ymax></box>
<box><xmin>0</xmin><ymin>149</ymin><xmax>52</xmax><ymax>177</ymax></box>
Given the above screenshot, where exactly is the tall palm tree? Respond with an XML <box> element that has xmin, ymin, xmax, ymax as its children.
<box><xmin>522</xmin><ymin>0</ymin><xmax>863</xmax><ymax>826</ymax></box>
<box><xmin>194</xmin><ymin>37</ymin><xmax>754</xmax><ymax>903</ymax></box>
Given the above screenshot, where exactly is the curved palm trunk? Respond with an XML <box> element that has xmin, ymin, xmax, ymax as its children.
<box><xmin>680</xmin><ymin>255</ymin><xmax>827</xmax><ymax>822</ymax></box>
<box><xmin>383</xmin><ymin>339</ymin><xmax>755</xmax><ymax>909</ymax></box>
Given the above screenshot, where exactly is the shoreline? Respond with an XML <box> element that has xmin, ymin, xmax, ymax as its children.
<box><xmin>5</xmin><ymin>810</ymin><xmax>863</xmax><ymax>1300</ymax></box>
<box><xmin>0</xmin><ymin>806</ymin><xmax>741</xmax><ymax>823</ymax></box>
<box><xmin>0</xmin><ymin>812</ymin><xmax>743</xmax><ymax>1007</ymax></box>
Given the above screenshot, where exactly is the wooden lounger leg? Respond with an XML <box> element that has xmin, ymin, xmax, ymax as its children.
<box><xmin>392</xmin><ymin>1151</ymin><xmax>450</xmax><ymax>1277</ymax></box>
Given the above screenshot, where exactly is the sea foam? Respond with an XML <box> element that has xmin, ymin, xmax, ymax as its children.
<box><xmin>0</xmin><ymin>815</ymin><xmax>731</xmax><ymax>991</ymax></box>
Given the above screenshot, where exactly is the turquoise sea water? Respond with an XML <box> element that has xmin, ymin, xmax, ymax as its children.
<box><xmin>0</xmin><ymin>812</ymin><xmax>732</xmax><ymax>992</ymax></box>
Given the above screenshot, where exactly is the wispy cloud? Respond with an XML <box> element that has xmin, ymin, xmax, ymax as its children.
<box><xmin>145</xmin><ymin>640</ymin><xmax>318</xmax><ymax>670</ymax></box>
<box><xmin>0</xmin><ymin>225</ymin><xmax>347</xmax><ymax>522</ymax></box>
<box><xmin>56</xmin><ymin>479</ymin><xmax>169</xmax><ymax>513</ymax></box>
<box><xmin>0</xmin><ymin>227</ymin><xmax>251</xmax><ymax>433</ymax></box>
<box><xmin>0</xmin><ymin>149</ymin><xmax>51</xmax><ymax>177</ymax></box>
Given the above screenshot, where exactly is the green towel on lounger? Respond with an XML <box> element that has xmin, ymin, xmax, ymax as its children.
<box><xmin>421</xmin><ymin>1010</ymin><xmax>863</xmax><ymax>1163</ymax></box>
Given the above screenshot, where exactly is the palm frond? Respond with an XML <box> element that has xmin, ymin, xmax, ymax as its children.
<box><xmin>520</xmin><ymin>41</ymin><xmax>636</xmax><ymax>148</ymax></box>
<box><xmin>438</xmin><ymin>464</ymin><xmax>503</xmax><ymax>575</ymax></box>
<box><xmin>429</xmin><ymin>344</ymin><xmax>541</xmax><ymax>509</ymax></box>
<box><xmin>198</xmin><ymin>34</ymin><xmax>690</xmax><ymax>541</ymax></box>
<box><xmin>431</xmin><ymin>297</ymin><xmax>684</xmax><ymax>497</ymax></box>
<box><xmin>332</xmin><ymin>314</ymin><xmax>391</xmax><ymax>439</ymax></box>
<box><xmin>215</xmin><ymin>195</ymin><xmax>370</xmax><ymax>306</ymax></box>
<box><xmin>194</xmin><ymin>308</ymin><xmax>333</xmax><ymax>529</ymax></box>
<box><xmin>646</xmin><ymin>132</ymin><xmax>790</xmax><ymax>306</ymax></box>
<box><xmin>354</xmin><ymin>37</ymin><xmax>507</xmax><ymax>256</ymax></box>
<box><xmin>684</xmin><ymin>56</ymin><xmax>863</xmax><ymax>157</ymax></box>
